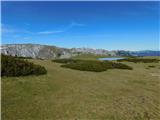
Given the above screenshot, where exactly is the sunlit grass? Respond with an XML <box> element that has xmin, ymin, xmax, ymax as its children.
<box><xmin>2</xmin><ymin>57</ymin><xmax>160</xmax><ymax>120</ymax></box>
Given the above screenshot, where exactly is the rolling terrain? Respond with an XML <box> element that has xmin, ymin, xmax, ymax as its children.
<box><xmin>2</xmin><ymin>56</ymin><xmax>160</xmax><ymax>120</ymax></box>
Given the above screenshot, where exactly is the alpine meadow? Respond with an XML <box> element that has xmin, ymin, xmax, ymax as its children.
<box><xmin>1</xmin><ymin>1</ymin><xmax>160</xmax><ymax>120</ymax></box>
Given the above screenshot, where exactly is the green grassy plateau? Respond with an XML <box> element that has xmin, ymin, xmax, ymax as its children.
<box><xmin>2</xmin><ymin>56</ymin><xmax>160</xmax><ymax>120</ymax></box>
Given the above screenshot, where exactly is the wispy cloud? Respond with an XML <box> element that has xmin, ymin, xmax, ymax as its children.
<box><xmin>64</xmin><ymin>21</ymin><xmax>86</xmax><ymax>31</ymax></box>
<box><xmin>70</xmin><ymin>21</ymin><xmax>86</xmax><ymax>27</ymax></box>
<box><xmin>1</xmin><ymin>24</ymin><xmax>15</xmax><ymax>33</ymax></box>
<box><xmin>38</xmin><ymin>21</ymin><xmax>85</xmax><ymax>35</ymax></box>
<box><xmin>2</xmin><ymin>21</ymin><xmax>86</xmax><ymax>36</ymax></box>
<box><xmin>2</xmin><ymin>24</ymin><xmax>32</xmax><ymax>34</ymax></box>
<box><xmin>37</xmin><ymin>30</ymin><xmax>64</xmax><ymax>35</ymax></box>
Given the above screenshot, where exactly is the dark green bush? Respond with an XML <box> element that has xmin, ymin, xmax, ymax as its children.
<box><xmin>14</xmin><ymin>56</ymin><xmax>33</xmax><ymax>59</ymax></box>
<box><xmin>111</xmin><ymin>62</ymin><xmax>133</xmax><ymax>70</ymax></box>
<box><xmin>53</xmin><ymin>59</ymin><xmax>133</xmax><ymax>72</ymax></box>
<box><xmin>117</xmin><ymin>58</ymin><xmax>159</xmax><ymax>63</ymax></box>
<box><xmin>1</xmin><ymin>54</ymin><xmax>47</xmax><ymax>77</ymax></box>
<box><xmin>61</xmin><ymin>60</ymin><xmax>107</xmax><ymax>72</ymax></box>
<box><xmin>148</xmin><ymin>65</ymin><xmax>155</xmax><ymax>68</ymax></box>
<box><xmin>52</xmin><ymin>59</ymin><xmax>79</xmax><ymax>64</ymax></box>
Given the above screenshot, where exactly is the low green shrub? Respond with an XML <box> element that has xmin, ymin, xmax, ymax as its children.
<box><xmin>53</xmin><ymin>59</ymin><xmax>133</xmax><ymax>72</ymax></box>
<box><xmin>111</xmin><ymin>62</ymin><xmax>133</xmax><ymax>70</ymax></box>
<box><xmin>61</xmin><ymin>60</ymin><xmax>108</xmax><ymax>72</ymax></box>
<box><xmin>1</xmin><ymin>54</ymin><xmax>47</xmax><ymax>77</ymax></box>
<box><xmin>117</xmin><ymin>58</ymin><xmax>159</xmax><ymax>63</ymax></box>
<box><xmin>145</xmin><ymin>67</ymin><xmax>150</xmax><ymax>69</ymax></box>
<box><xmin>52</xmin><ymin>59</ymin><xmax>79</xmax><ymax>64</ymax></box>
<box><xmin>148</xmin><ymin>65</ymin><xmax>155</xmax><ymax>68</ymax></box>
<box><xmin>14</xmin><ymin>56</ymin><xmax>33</xmax><ymax>59</ymax></box>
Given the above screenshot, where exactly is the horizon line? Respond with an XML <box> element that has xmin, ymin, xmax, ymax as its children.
<box><xmin>1</xmin><ymin>43</ymin><xmax>159</xmax><ymax>52</ymax></box>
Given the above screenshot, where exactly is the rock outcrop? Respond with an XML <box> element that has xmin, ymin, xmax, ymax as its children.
<box><xmin>1</xmin><ymin>44</ymin><xmax>72</xmax><ymax>59</ymax></box>
<box><xmin>1</xmin><ymin>44</ymin><xmax>159</xmax><ymax>59</ymax></box>
<box><xmin>1</xmin><ymin>44</ymin><xmax>115</xmax><ymax>59</ymax></box>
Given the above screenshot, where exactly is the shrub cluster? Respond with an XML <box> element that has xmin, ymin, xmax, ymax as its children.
<box><xmin>148</xmin><ymin>65</ymin><xmax>156</xmax><ymax>68</ymax></box>
<box><xmin>52</xmin><ymin>59</ymin><xmax>78</xmax><ymax>64</ymax></box>
<box><xmin>117</xmin><ymin>58</ymin><xmax>159</xmax><ymax>63</ymax></box>
<box><xmin>110</xmin><ymin>62</ymin><xmax>133</xmax><ymax>70</ymax></box>
<box><xmin>1</xmin><ymin>54</ymin><xmax>47</xmax><ymax>77</ymax></box>
<box><xmin>53</xmin><ymin>59</ymin><xmax>133</xmax><ymax>72</ymax></box>
<box><xmin>14</xmin><ymin>55</ymin><xmax>33</xmax><ymax>59</ymax></box>
<box><xmin>61</xmin><ymin>60</ymin><xmax>107</xmax><ymax>72</ymax></box>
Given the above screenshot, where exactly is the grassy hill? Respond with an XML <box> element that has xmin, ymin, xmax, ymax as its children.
<box><xmin>2</xmin><ymin>57</ymin><xmax>160</xmax><ymax>120</ymax></box>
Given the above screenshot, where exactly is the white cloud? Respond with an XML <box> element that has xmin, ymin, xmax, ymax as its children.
<box><xmin>64</xmin><ymin>21</ymin><xmax>85</xmax><ymax>30</ymax></box>
<box><xmin>37</xmin><ymin>30</ymin><xmax>64</xmax><ymax>35</ymax></box>
<box><xmin>70</xmin><ymin>21</ymin><xmax>86</xmax><ymax>27</ymax></box>
<box><xmin>38</xmin><ymin>21</ymin><xmax>85</xmax><ymax>35</ymax></box>
<box><xmin>2</xmin><ymin>21</ymin><xmax>86</xmax><ymax>36</ymax></box>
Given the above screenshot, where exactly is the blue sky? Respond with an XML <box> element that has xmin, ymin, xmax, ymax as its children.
<box><xmin>1</xmin><ymin>1</ymin><xmax>159</xmax><ymax>50</ymax></box>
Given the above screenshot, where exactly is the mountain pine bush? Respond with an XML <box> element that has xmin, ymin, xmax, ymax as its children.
<box><xmin>53</xmin><ymin>59</ymin><xmax>133</xmax><ymax>72</ymax></box>
<box><xmin>1</xmin><ymin>54</ymin><xmax>47</xmax><ymax>77</ymax></box>
<box><xmin>117</xmin><ymin>58</ymin><xmax>159</xmax><ymax>63</ymax></box>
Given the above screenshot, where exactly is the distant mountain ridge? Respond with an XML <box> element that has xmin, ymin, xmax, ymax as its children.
<box><xmin>130</xmin><ymin>50</ymin><xmax>160</xmax><ymax>56</ymax></box>
<box><xmin>1</xmin><ymin>44</ymin><xmax>159</xmax><ymax>59</ymax></box>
